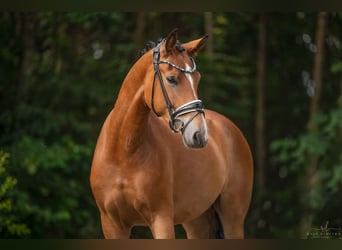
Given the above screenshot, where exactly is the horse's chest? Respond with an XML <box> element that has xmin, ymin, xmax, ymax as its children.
<box><xmin>107</xmin><ymin>150</ymin><xmax>224</xmax><ymax>225</ymax></box>
<box><xmin>106</xmin><ymin>164</ymin><xmax>169</xmax><ymax>222</ymax></box>
<box><xmin>103</xmin><ymin>179</ymin><xmax>145</xmax><ymax>226</ymax></box>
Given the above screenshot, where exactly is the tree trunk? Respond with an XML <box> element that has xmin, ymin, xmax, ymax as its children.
<box><xmin>203</xmin><ymin>12</ymin><xmax>214</xmax><ymax>102</ymax></box>
<box><xmin>308</xmin><ymin>12</ymin><xmax>328</xmax><ymax>127</ymax></box>
<box><xmin>16</xmin><ymin>13</ymin><xmax>36</xmax><ymax>102</ymax></box>
<box><xmin>135</xmin><ymin>12</ymin><xmax>146</xmax><ymax>52</ymax></box>
<box><xmin>204</xmin><ymin>12</ymin><xmax>213</xmax><ymax>56</ymax></box>
<box><xmin>339</xmin><ymin>79</ymin><xmax>342</xmax><ymax>108</ymax></box>
<box><xmin>306</xmin><ymin>10</ymin><xmax>327</xmax><ymax>202</ymax></box>
<box><xmin>299</xmin><ymin>11</ymin><xmax>328</xmax><ymax>237</ymax></box>
<box><xmin>255</xmin><ymin>13</ymin><xmax>267</xmax><ymax>195</ymax></box>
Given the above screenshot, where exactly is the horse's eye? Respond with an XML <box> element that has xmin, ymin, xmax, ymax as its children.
<box><xmin>166</xmin><ymin>76</ymin><xmax>178</xmax><ymax>85</ymax></box>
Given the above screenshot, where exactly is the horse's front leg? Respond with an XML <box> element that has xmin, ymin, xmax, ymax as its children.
<box><xmin>100</xmin><ymin>211</ymin><xmax>130</xmax><ymax>239</ymax></box>
<box><xmin>150</xmin><ymin>213</ymin><xmax>175</xmax><ymax>239</ymax></box>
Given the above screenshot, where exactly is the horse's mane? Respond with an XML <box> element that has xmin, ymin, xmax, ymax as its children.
<box><xmin>139</xmin><ymin>38</ymin><xmax>185</xmax><ymax>57</ymax></box>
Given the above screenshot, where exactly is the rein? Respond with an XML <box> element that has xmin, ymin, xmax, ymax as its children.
<box><xmin>151</xmin><ymin>40</ymin><xmax>205</xmax><ymax>133</ymax></box>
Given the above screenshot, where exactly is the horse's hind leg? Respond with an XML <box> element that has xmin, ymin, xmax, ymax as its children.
<box><xmin>182</xmin><ymin>207</ymin><xmax>221</xmax><ymax>239</ymax></box>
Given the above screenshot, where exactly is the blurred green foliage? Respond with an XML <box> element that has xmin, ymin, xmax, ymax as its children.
<box><xmin>0</xmin><ymin>12</ymin><xmax>341</xmax><ymax>238</ymax></box>
<box><xmin>0</xmin><ymin>151</ymin><xmax>31</xmax><ymax>237</ymax></box>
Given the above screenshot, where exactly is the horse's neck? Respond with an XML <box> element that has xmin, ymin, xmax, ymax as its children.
<box><xmin>108</xmin><ymin>61</ymin><xmax>150</xmax><ymax>158</ymax></box>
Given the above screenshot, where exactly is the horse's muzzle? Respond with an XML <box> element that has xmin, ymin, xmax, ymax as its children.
<box><xmin>181</xmin><ymin>114</ymin><xmax>208</xmax><ymax>149</ymax></box>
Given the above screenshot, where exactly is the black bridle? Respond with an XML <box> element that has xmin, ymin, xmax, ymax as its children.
<box><xmin>151</xmin><ymin>40</ymin><xmax>205</xmax><ymax>133</ymax></box>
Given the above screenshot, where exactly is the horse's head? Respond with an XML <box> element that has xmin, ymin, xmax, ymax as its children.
<box><xmin>143</xmin><ymin>29</ymin><xmax>209</xmax><ymax>148</ymax></box>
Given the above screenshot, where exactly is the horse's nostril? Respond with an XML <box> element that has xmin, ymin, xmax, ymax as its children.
<box><xmin>193</xmin><ymin>131</ymin><xmax>201</xmax><ymax>145</ymax></box>
<box><xmin>190</xmin><ymin>131</ymin><xmax>208</xmax><ymax>148</ymax></box>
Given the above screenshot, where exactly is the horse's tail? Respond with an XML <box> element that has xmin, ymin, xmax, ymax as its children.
<box><xmin>208</xmin><ymin>206</ymin><xmax>224</xmax><ymax>239</ymax></box>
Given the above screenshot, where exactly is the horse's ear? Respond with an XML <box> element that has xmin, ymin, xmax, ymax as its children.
<box><xmin>165</xmin><ymin>28</ymin><xmax>179</xmax><ymax>54</ymax></box>
<box><xmin>183</xmin><ymin>34</ymin><xmax>209</xmax><ymax>57</ymax></box>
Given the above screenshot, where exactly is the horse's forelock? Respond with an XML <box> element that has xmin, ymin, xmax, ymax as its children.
<box><xmin>139</xmin><ymin>38</ymin><xmax>185</xmax><ymax>57</ymax></box>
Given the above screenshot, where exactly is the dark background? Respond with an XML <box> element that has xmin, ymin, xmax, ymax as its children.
<box><xmin>0</xmin><ymin>12</ymin><xmax>341</xmax><ymax>238</ymax></box>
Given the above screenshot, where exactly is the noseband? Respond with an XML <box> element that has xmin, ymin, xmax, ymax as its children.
<box><xmin>151</xmin><ymin>40</ymin><xmax>205</xmax><ymax>133</ymax></box>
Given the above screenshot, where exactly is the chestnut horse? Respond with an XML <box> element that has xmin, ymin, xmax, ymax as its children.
<box><xmin>90</xmin><ymin>29</ymin><xmax>253</xmax><ymax>239</ymax></box>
